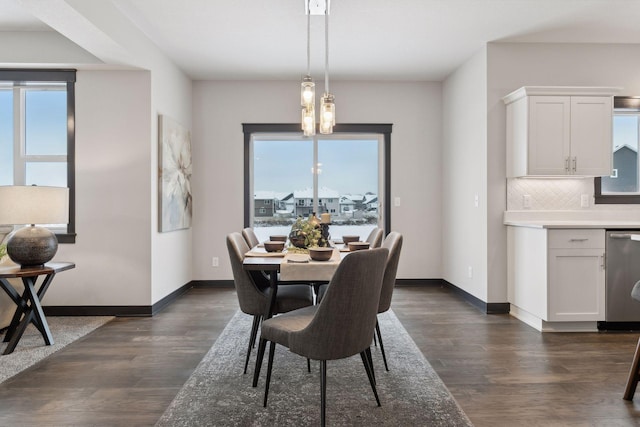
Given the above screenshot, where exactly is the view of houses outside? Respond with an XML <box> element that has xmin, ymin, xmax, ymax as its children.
<box><xmin>602</xmin><ymin>114</ymin><xmax>639</xmax><ymax>193</ymax></box>
<box><xmin>252</xmin><ymin>138</ymin><xmax>380</xmax><ymax>242</ymax></box>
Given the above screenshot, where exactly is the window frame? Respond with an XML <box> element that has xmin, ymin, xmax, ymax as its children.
<box><xmin>242</xmin><ymin>123</ymin><xmax>392</xmax><ymax>233</ymax></box>
<box><xmin>594</xmin><ymin>96</ymin><xmax>640</xmax><ymax>205</ymax></box>
<box><xmin>0</xmin><ymin>69</ymin><xmax>76</xmax><ymax>242</ymax></box>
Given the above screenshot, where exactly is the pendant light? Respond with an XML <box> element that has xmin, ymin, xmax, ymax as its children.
<box><xmin>319</xmin><ymin>3</ymin><xmax>335</xmax><ymax>135</ymax></box>
<box><xmin>301</xmin><ymin>1</ymin><xmax>315</xmax><ymax>136</ymax></box>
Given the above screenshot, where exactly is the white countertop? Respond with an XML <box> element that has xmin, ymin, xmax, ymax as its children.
<box><xmin>504</xmin><ymin>210</ymin><xmax>640</xmax><ymax>229</ymax></box>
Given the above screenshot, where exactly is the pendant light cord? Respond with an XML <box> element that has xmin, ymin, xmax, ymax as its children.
<box><xmin>324</xmin><ymin>7</ymin><xmax>329</xmax><ymax>93</ymax></box>
<box><xmin>306</xmin><ymin>4</ymin><xmax>311</xmax><ymax>76</ymax></box>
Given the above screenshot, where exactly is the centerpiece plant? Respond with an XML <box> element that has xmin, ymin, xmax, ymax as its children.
<box><xmin>288</xmin><ymin>215</ymin><xmax>326</xmax><ymax>251</ymax></box>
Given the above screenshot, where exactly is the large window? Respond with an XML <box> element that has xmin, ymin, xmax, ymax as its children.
<box><xmin>243</xmin><ymin>124</ymin><xmax>391</xmax><ymax>242</ymax></box>
<box><xmin>0</xmin><ymin>70</ymin><xmax>76</xmax><ymax>241</ymax></box>
<box><xmin>595</xmin><ymin>97</ymin><xmax>640</xmax><ymax>204</ymax></box>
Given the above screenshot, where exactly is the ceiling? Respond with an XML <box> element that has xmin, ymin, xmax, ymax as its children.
<box><xmin>3</xmin><ymin>0</ymin><xmax>640</xmax><ymax>81</ymax></box>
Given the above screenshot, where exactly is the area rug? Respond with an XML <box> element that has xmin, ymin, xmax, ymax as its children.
<box><xmin>156</xmin><ymin>310</ymin><xmax>473</xmax><ymax>426</ymax></box>
<box><xmin>0</xmin><ymin>316</ymin><xmax>113</xmax><ymax>384</ymax></box>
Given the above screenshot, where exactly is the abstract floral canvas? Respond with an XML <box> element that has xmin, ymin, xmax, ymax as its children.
<box><xmin>159</xmin><ymin>115</ymin><xmax>192</xmax><ymax>232</ymax></box>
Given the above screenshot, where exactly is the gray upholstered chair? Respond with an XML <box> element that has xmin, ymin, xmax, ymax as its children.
<box><xmin>624</xmin><ymin>280</ymin><xmax>640</xmax><ymax>400</ymax></box>
<box><xmin>366</xmin><ymin>227</ymin><xmax>384</xmax><ymax>248</ymax></box>
<box><xmin>242</xmin><ymin>227</ymin><xmax>260</xmax><ymax>248</ymax></box>
<box><xmin>226</xmin><ymin>232</ymin><xmax>313</xmax><ymax>374</ymax></box>
<box><xmin>259</xmin><ymin>247</ymin><xmax>389</xmax><ymax>426</ymax></box>
<box><xmin>374</xmin><ymin>231</ymin><xmax>403</xmax><ymax>371</ymax></box>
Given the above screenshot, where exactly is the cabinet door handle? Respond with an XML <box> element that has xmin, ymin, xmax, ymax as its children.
<box><xmin>565</xmin><ymin>157</ymin><xmax>570</xmax><ymax>172</ymax></box>
<box><xmin>569</xmin><ymin>238</ymin><xmax>588</xmax><ymax>242</ymax></box>
<box><xmin>572</xmin><ymin>157</ymin><xmax>577</xmax><ymax>173</ymax></box>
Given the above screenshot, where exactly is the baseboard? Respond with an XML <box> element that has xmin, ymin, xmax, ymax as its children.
<box><xmin>191</xmin><ymin>280</ymin><xmax>235</xmax><ymax>288</ymax></box>
<box><xmin>42</xmin><ymin>278</ymin><xmax>509</xmax><ymax>317</ymax></box>
<box><xmin>395</xmin><ymin>278</ymin><xmax>443</xmax><ymax>287</ymax></box>
<box><xmin>442</xmin><ymin>280</ymin><xmax>510</xmax><ymax>314</ymax></box>
<box><xmin>44</xmin><ymin>281</ymin><xmax>195</xmax><ymax>317</ymax></box>
<box><xmin>44</xmin><ymin>305</ymin><xmax>154</xmax><ymax>317</ymax></box>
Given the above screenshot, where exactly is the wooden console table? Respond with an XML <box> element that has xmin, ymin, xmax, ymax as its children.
<box><xmin>0</xmin><ymin>262</ymin><xmax>75</xmax><ymax>355</ymax></box>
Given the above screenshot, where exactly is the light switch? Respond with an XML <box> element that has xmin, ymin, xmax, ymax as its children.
<box><xmin>523</xmin><ymin>195</ymin><xmax>532</xmax><ymax>209</ymax></box>
<box><xmin>474</xmin><ymin>194</ymin><xmax>479</xmax><ymax>208</ymax></box>
<box><xmin>394</xmin><ymin>197</ymin><xmax>401</xmax><ymax>207</ymax></box>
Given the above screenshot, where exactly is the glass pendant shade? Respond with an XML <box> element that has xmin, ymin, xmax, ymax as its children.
<box><xmin>302</xmin><ymin>105</ymin><xmax>316</xmax><ymax>136</ymax></box>
<box><xmin>319</xmin><ymin>93</ymin><xmax>335</xmax><ymax>134</ymax></box>
<box><xmin>301</xmin><ymin>76</ymin><xmax>315</xmax><ymax>108</ymax></box>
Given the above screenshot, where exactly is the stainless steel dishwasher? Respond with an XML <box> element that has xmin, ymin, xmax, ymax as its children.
<box><xmin>599</xmin><ymin>230</ymin><xmax>640</xmax><ymax>330</ymax></box>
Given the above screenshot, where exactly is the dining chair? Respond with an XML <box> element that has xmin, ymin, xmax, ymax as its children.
<box><xmin>624</xmin><ymin>279</ymin><xmax>640</xmax><ymax>400</ymax></box>
<box><xmin>226</xmin><ymin>232</ymin><xmax>314</xmax><ymax>374</ymax></box>
<box><xmin>242</xmin><ymin>227</ymin><xmax>260</xmax><ymax>248</ymax></box>
<box><xmin>259</xmin><ymin>247</ymin><xmax>389</xmax><ymax>427</ymax></box>
<box><xmin>366</xmin><ymin>227</ymin><xmax>384</xmax><ymax>248</ymax></box>
<box><xmin>374</xmin><ymin>231</ymin><xmax>403</xmax><ymax>371</ymax></box>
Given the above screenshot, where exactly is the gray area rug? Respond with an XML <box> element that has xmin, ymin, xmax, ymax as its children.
<box><xmin>0</xmin><ymin>316</ymin><xmax>113</xmax><ymax>383</ymax></box>
<box><xmin>157</xmin><ymin>310</ymin><xmax>473</xmax><ymax>426</ymax></box>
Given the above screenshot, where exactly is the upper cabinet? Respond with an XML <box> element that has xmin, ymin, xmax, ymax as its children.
<box><xmin>503</xmin><ymin>86</ymin><xmax>620</xmax><ymax>178</ymax></box>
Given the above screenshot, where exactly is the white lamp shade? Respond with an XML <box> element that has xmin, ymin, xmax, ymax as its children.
<box><xmin>0</xmin><ymin>186</ymin><xmax>69</xmax><ymax>225</ymax></box>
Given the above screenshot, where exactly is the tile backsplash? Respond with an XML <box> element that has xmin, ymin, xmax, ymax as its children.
<box><xmin>507</xmin><ymin>178</ymin><xmax>595</xmax><ymax>210</ymax></box>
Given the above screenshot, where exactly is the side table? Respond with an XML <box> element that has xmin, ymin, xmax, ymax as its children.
<box><xmin>0</xmin><ymin>262</ymin><xmax>75</xmax><ymax>355</ymax></box>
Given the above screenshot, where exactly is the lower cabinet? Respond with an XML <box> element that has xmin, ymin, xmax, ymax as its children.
<box><xmin>508</xmin><ymin>227</ymin><xmax>605</xmax><ymax>331</ymax></box>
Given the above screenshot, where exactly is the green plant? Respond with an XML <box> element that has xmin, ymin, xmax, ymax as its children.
<box><xmin>0</xmin><ymin>243</ymin><xmax>6</xmax><ymax>260</ymax></box>
<box><xmin>289</xmin><ymin>217</ymin><xmax>322</xmax><ymax>249</ymax></box>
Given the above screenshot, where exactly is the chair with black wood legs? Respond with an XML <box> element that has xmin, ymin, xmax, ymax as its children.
<box><xmin>242</xmin><ymin>227</ymin><xmax>260</xmax><ymax>248</ymax></box>
<box><xmin>226</xmin><ymin>232</ymin><xmax>313</xmax><ymax>374</ymax></box>
<box><xmin>316</xmin><ymin>232</ymin><xmax>403</xmax><ymax>372</ymax></box>
<box><xmin>373</xmin><ymin>232</ymin><xmax>403</xmax><ymax>371</ymax></box>
<box><xmin>624</xmin><ymin>280</ymin><xmax>640</xmax><ymax>400</ymax></box>
<box><xmin>258</xmin><ymin>248</ymin><xmax>388</xmax><ymax>427</ymax></box>
<box><xmin>366</xmin><ymin>227</ymin><xmax>384</xmax><ymax>248</ymax></box>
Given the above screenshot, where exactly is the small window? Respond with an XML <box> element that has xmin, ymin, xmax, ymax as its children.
<box><xmin>0</xmin><ymin>69</ymin><xmax>76</xmax><ymax>241</ymax></box>
<box><xmin>595</xmin><ymin>97</ymin><xmax>640</xmax><ymax>204</ymax></box>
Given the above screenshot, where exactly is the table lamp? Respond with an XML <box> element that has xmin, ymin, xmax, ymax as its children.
<box><xmin>0</xmin><ymin>185</ymin><xmax>69</xmax><ymax>268</ymax></box>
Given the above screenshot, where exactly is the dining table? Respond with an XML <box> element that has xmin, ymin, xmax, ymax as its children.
<box><xmin>242</xmin><ymin>243</ymin><xmax>350</xmax><ymax>386</ymax></box>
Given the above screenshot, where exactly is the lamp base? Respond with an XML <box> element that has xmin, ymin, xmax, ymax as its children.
<box><xmin>7</xmin><ymin>226</ymin><xmax>59</xmax><ymax>268</ymax></box>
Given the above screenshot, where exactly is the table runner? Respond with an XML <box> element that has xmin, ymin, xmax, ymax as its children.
<box><xmin>279</xmin><ymin>249</ymin><xmax>341</xmax><ymax>281</ymax></box>
<box><xmin>244</xmin><ymin>247</ymin><xmax>286</xmax><ymax>257</ymax></box>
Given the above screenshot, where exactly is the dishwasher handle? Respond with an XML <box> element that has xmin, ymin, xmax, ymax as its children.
<box><xmin>609</xmin><ymin>233</ymin><xmax>633</xmax><ymax>239</ymax></box>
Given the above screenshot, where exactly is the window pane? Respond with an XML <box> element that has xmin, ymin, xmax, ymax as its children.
<box><xmin>253</xmin><ymin>139</ymin><xmax>313</xmax><ymax>241</ymax></box>
<box><xmin>0</xmin><ymin>89</ymin><xmax>12</xmax><ymax>185</ymax></box>
<box><xmin>25</xmin><ymin>90</ymin><xmax>67</xmax><ymax>156</ymax></box>
<box><xmin>318</xmin><ymin>139</ymin><xmax>379</xmax><ymax>240</ymax></box>
<box><xmin>601</xmin><ymin>115</ymin><xmax>639</xmax><ymax>193</ymax></box>
<box><xmin>26</xmin><ymin>162</ymin><xmax>67</xmax><ymax>187</ymax></box>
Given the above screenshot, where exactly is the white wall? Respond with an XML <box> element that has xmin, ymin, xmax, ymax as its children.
<box><xmin>148</xmin><ymin>59</ymin><xmax>194</xmax><ymax>304</ymax></box>
<box><xmin>191</xmin><ymin>80</ymin><xmax>443</xmax><ymax>281</ymax></box>
<box><xmin>442</xmin><ymin>48</ymin><xmax>489</xmax><ymax>301</ymax></box>
<box><xmin>47</xmin><ymin>66</ymin><xmax>193</xmax><ymax>307</ymax></box>
<box><xmin>0</xmin><ymin>0</ymin><xmax>193</xmax><ymax>306</ymax></box>
<box><xmin>52</xmin><ymin>70</ymin><xmax>152</xmax><ymax>306</ymax></box>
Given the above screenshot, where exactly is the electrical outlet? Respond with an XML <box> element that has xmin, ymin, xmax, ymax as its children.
<box><xmin>467</xmin><ymin>266</ymin><xmax>473</xmax><ymax>278</ymax></box>
<box><xmin>212</xmin><ymin>257</ymin><xmax>219</xmax><ymax>267</ymax></box>
<box><xmin>523</xmin><ymin>194</ymin><xmax>532</xmax><ymax>209</ymax></box>
<box><xmin>474</xmin><ymin>194</ymin><xmax>479</xmax><ymax>208</ymax></box>
<box><xmin>580</xmin><ymin>194</ymin><xmax>590</xmax><ymax>208</ymax></box>
<box><xmin>394</xmin><ymin>197</ymin><xmax>401</xmax><ymax>207</ymax></box>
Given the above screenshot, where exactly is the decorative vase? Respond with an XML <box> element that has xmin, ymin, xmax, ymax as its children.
<box><xmin>288</xmin><ymin>230</ymin><xmax>308</xmax><ymax>248</ymax></box>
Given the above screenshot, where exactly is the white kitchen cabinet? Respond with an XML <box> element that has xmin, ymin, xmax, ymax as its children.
<box><xmin>507</xmin><ymin>227</ymin><xmax>606</xmax><ymax>331</ymax></box>
<box><xmin>503</xmin><ymin>86</ymin><xmax>618</xmax><ymax>177</ymax></box>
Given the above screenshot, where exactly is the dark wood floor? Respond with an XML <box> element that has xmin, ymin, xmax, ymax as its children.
<box><xmin>1</xmin><ymin>285</ymin><xmax>640</xmax><ymax>426</ymax></box>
